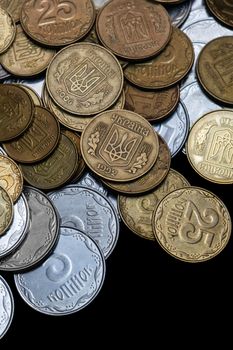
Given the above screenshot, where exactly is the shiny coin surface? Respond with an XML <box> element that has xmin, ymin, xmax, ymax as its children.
<box><xmin>0</xmin><ymin>186</ymin><xmax>13</xmax><ymax>236</ymax></box>
<box><xmin>81</xmin><ymin>109</ymin><xmax>159</xmax><ymax>182</ymax></box>
<box><xmin>165</xmin><ymin>0</ymin><xmax>192</xmax><ymax>27</ymax></box>
<box><xmin>0</xmin><ymin>146</ymin><xmax>7</xmax><ymax>156</ymax></box>
<box><xmin>0</xmin><ymin>194</ymin><xmax>29</xmax><ymax>258</ymax></box>
<box><xmin>0</xmin><ymin>155</ymin><xmax>23</xmax><ymax>202</ymax></box>
<box><xmin>153</xmin><ymin>187</ymin><xmax>231</xmax><ymax>262</ymax></box>
<box><xmin>93</xmin><ymin>0</ymin><xmax>110</xmax><ymax>8</ymax></box>
<box><xmin>0</xmin><ymin>276</ymin><xmax>14</xmax><ymax>339</ymax></box>
<box><xmin>3</xmin><ymin>106</ymin><xmax>60</xmax><ymax>163</ymax></box>
<box><xmin>0</xmin><ymin>7</ymin><xmax>15</xmax><ymax>54</ymax></box>
<box><xmin>181</xmin><ymin>42</ymin><xmax>205</xmax><ymax>88</ymax></box>
<box><xmin>21</xmin><ymin>0</ymin><xmax>95</xmax><ymax>47</ymax></box>
<box><xmin>206</xmin><ymin>0</ymin><xmax>233</xmax><ymax>28</ymax></box>
<box><xmin>0</xmin><ymin>64</ymin><xmax>10</xmax><ymax>80</ymax></box>
<box><xmin>49</xmin><ymin>185</ymin><xmax>119</xmax><ymax>258</ymax></box>
<box><xmin>4</xmin><ymin>76</ymin><xmax>45</xmax><ymax>97</ymax></box>
<box><xmin>96</xmin><ymin>0</ymin><xmax>172</xmax><ymax>60</ymax></box>
<box><xmin>0</xmin><ymin>186</ymin><xmax>59</xmax><ymax>271</ymax></box>
<box><xmin>0</xmin><ymin>0</ymin><xmax>24</xmax><ymax>22</ymax></box>
<box><xmin>46</xmin><ymin>43</ymin><xmax>123</xmax><ymax>116</ymax></box>
<box><xmin>14</xmin><ymin>226</ymin><xmax>105</xmax><ymax>315</ymax></box>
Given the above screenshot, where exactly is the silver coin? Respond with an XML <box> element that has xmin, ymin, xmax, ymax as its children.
<box><xmin>181</xmin><ymin>42</ymin><xmax>205</xmax><ymax>88</ymax></box>
<box><xmin>93</xmin><ymin>0</ymin><xmax>110</xmax><ymax>9</ymax></box>
<box><xmin>0</xmin><ymin>146</ymin><xmax>7</xmax><ymax>156</ymax></box>
<box><xmin>0</xmin><ymin>186</ymin><xmax>60</xmax><ymax>271</ymax></box>
<box><xmin>0</xmin><ymin>276</ymin><xmax>14</xmax><ymax>339</ymax></box>
<box><xmin>165</xmin><ymin>1</ymin><xmax>192</xmax><ymax>27</ymax></box>
<box><xmin>0</xmin><ymin>65</ymin><xmax>10</xmax><ymax>81</ymax></box>
<box><xmin>14</xmin><ymin>226</ymin><xmax>105</xmax><ymax>316</ymax></box>
<box><xmin>153</xmin><ymin>102</ymin><xmax>189</xmax><ymax>157</ymax></box>
<box><xmin>181</xmin><ymin>5</ymin><xmax>210</xmax><ymax>29</ymax></box>
<box><xmin>0</xmin><ymin>194</ymin><xmax>30</xmax><ymax>259</ymax></box>
<box><xmin>48</xmin><ymin>185</ymin><xmax>119</xmax><ymax>258</ymax></box>
<box><xmin>3</xmin><ymin>75</ymin><xmax>45</xmax><ymax>97</ymax></box>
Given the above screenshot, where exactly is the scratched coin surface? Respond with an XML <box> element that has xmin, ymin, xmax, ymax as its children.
<box><xmin>206</xmin><ymin>0</ymin><xmax>233</xmax><ymax>28</ymax></box>
<box><xmin>0</xmin><ymin>276</ymin><xmax>14</xmax><ymax>339</ymax></box>
<box><xmin>0</xmin><ymin>0</ymin><xmax>24</xmax><ymax>22</ymax></box>
<box><xmin>81</xmin><ymin>109</ymin><xmax>159</xmax><ymax>182</ymax></box>
<box><xmin>0</xmin><ymin>155</ymin><xmax>23</xmax><ymax>202</ymax></box>
<box><xmin>153</xmin><ymin>187</ymin><xmax>231</xmax><ymax>262</ymax></box>
<box><xmin>48</xmin><ymin>185</ymin><xmax>119</xmax><ymax>258</ymax></box>
<box><xmin>0</xmin><ymin>186</ymin><xmax>13</xmax><ymax>236</ymax></box>
<box><xmin>14</xmin><ymin>226</ymin><xmax>105</xmax><ymax>315</ymax></box>
<box><xmin>46</xmin><ymin>43</ymin><xmax>123</xmax><ymax>116</ymax></box>
<box><xmin>3</xmin><ymin>106</ymin><xmax>60</xmax><ymax>163</ymax></box>
<box><xmin>0</xmin><ymin>7</ymin><xmax>15</xmax><ymax>54</ymax></box>
<box><xmin>0</xmin><ymin>186</ymin><xmax>59</xmax><ymax>271</ymax></box>
<box><xmin>21</xmin><ymin>0</ymin><xmax>95</xmax><ymax>47</ymax></box>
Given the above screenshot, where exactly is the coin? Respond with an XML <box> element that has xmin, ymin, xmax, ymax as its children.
<box><xmin>21</xmin><ymin>0</ymin><xmax>95</xmax><ymax>47</ymax></box>
<box><xmin>21</xmin><ymin>134</ymin><xmax>78</xmax><ymax>190</ymax></box>
<box><xmin>165</xmin><ymin>1</ymin><xmax>192</xmax><ymax>27</ymax></box>
<box><xmin>96</xmin><ymin>0</ymin><xmax>172</xmax><ymax>60</ymax></box>
<box><xmin>81</xmin><ymin>109</ymin><xmax>159</xmax><ymax>182</ymax></box>
<box><xmin>206</xmin><ymin>0</ymin><xmax>233</xmax><ymax>28</ymax></box>
<box><xmin>124</xmin><ymin>27</ymin><xmax>194</xmax><ymax>89</ymax></box>
<box><xmin>181</xmin><ymin>42</ymin><xmax>205</xmax><ymax>88</ymax></box>
<box><xmin>41</xmin><ymin>82</ymin><xmax>49</xmax><ymax>108</ymax></box>
<box><xmin>0</xmin><ymin>186</ymin><xmax>59</xmax><ymax>271</ymax></box>
<box><xmin>0</xmin><ymin>7</ymin><xmax>15</xmax><ymax>54</ymax></box>
<box><xmin>14</xmin><ymin>226</ymin><xmax>105</xmax><ymax>315</ymax></box>
<box><xmin>0</xmin><ymin>186</ymin><xmax>13</xmax><ymax>236</ymax></box>
<box><xmin>3</xmin><ymin>106</ymin><xmax>60</xmax><ymax>163</ymax></box>
<box><xmin>152</xmin><ymin>187</ymin><xmax>232</xmax><ymax>262</ymax></box>
<box><xmin>0</xmin><ymin>146</ymin><xmax>7</xmax><ymax>156</ymax></box>
<box><xmin>197</xmin><ymin>37</ymin><xmax>233</xmax><ymax>105</ymax></box>
<box><xmin>0</xmin><ymin>0</ymin><xmax>24</xmax><ymax>22</ymax></box>
<box><xmin>0</xmin><ymin>25</ymin><xmax>56</xmax><ymax>77</ymax></box>
<box><xmin>0</xmin><ymin>84</ymin><xmax>34</xmax><ymax>142</ymax></box>
<box><xmin>0</xmin><ymin>155</ymin><xmax>23</xmax><ymax>202</ymax></box>
<box><xmin>0</xmin><ymin>276</ymin><xmax>14</xmax><ymax>339</ymax></box>
<box><xmin>124</xmin><ymin>82</ymin><xmax>179</xmax><ymax>122</ymax></box>
<box><xmin>20</xmin><ymin>85</ymin><xmax>42</xmax><ymax>107</ymax></box>
<box><xmin>93</xmin><ymin>0</ymin><xmax>110</xmax><ymax>9</ymax></box>
<box><xmin>4</xmin><ymin>75</ymin><xmax>45</xmax><ymax>97</ymax></box>
<box><xmin>0</xmin><ymin>64</ymin><xmax>10</xmax><ymax>80</ymax></box>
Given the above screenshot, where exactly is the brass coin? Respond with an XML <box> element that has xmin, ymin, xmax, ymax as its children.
<box><xmin>0</xmin><ymin>0</ymin><xmax>24</xmax><ymax>22</ymax></box>
<box><xmin>20</xmin><ymin>85</ymin><xmax>42</xmax><ymax>106</ymax></box>
<box><xmin>0</xmin><ymin>186</ymin><xmax>13</xmax><ymax>236</ymax></box>
<box><xmin>46</xmin><ymin>42</ymin><xmax>123</xmax><ymax>116</ymax></box>
<box><xmin>153</xmin><ymin>187</ymin><xmax>231</xmax><ymax>262</ymax></box>
<box><xmin>118</xmin><ymin>168</ymin><xmax>190</xmax><ymax>240</ymax></box>
<box><xmin>41</xmin><ymin>82</ymin><xmax>49</xmax><ymax>108</ymax></box>
<box><xmin>124</xmin><ymin>82</ymin><xmax>179</xmax><ymax>122</ymax></box>
<box><xmin>3</xmin><ymin>106</ymin><xmax>60</xmax><ymax>163</ymax></box>
<box><xmin>21</xmin><ymin>0</ymin><xmax>95</xmax><ymax>47</ymax></box>
<box><xmin>206</xmin><ymin>0</ymin><xmax>233</xmax><ymax>28</ymax></box>
<box><xmin>0</xmin><ymin>24</ymin><xmax>56</xmax><ymax>77</ymax></box>
<box><xmin>197</xmin><ymin>37</ymin><xmax>233</xmax><ymax>105</ymax></box>
<box><xmin>0</xmin><ymin>154</ymin><xmax>23</xmax><ymax>202</ymax></box>
<box><xmin>103</xmin><ymin>135</ymin><xmax>171</xmax><ymax>194</ymax></box>
<box><xmin>0</xmin><ymin>7</ymin><xmax>15</xmax><ymax>54</ymax></box>
<box><xmin>96</xmin><ymin>0</ymin><xmax>172</xmax><ymax>60</ymax></box>
<box><xmin>0</xmin><ymin>84</ymin><xmax>34</xmax><ymax>142</ymax></box>
<box><xmin>21</xmin><ymin>134</ymin><xmax>78</xmax><ymax>190</ymax></box>
<box><xmin>81</xmin><ymin>109</ymin><xmax>159</xmax><ymax>182</ymax></box>
<box><xmin>186</xmin><ymin>109</ymin><xmax>233</xmax><ymax>184</ymax></box>
<box><xmin>124</xmin><ymin>27</ymin><xmax>194</xmax><ymax>89</ymax></box>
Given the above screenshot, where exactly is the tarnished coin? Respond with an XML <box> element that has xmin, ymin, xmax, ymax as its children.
<box><xmin>124</xmin><ymin>27</ymin><xmax>194</xmax><ymax>89</ymax></box>
<box><xmin>165</xmin><ymin>0</ymin><xmax>192</xmax><ymax>27</ymax></box>
<box><xmin>3</xmin><ymin>106</ymin><xmax>60</xmax><ymax>163</ymax></box>
<box><xmin>81</xmin><ymin>109</ymin><xmax>159</xmax><ymax>182</ymax></box>
<box><xmin>0</xmin><ymin>7</ymin><xmax>15</xmax><ymax>54</ymax></box>
<box><xmin>153</xmin><ymin>187</ymin><xmax>231</xmax><ymax>262</ymax></box>
<box><xmin>124</xmin><ymin>83</ymin><xmax>179</xmax><ymax>122</ymax></box>
<box><xmin>14</xmin><ymin>226</ymin><xmax>105</xmax><ymax>315</ymax></box>
<box><xmin>0</xmin><ymin>276</ymin><xmax>14</xmax><ymax>339</ymax></box>
<box><xmin>0</xmin><ymin>194</ymin><xmax>29</xmax><ymax>258</ymax></box>
<box><xmin>206</xmin><ymin>0</ymin><xmax>233</xmax><ymax>28</ymax></box>
<box><xmin>21</xmin><ymin>134</ymin><xmax>78</xmax><ymax>190</ymax></box>
<box><xmin>20</xmin><ymin>85</ymin><xmax>42</xmax><ymax>107</ymax></box>
<box><xmin>21</xmin><ymin>0</ymin><xmax>95</xmax><ymax>47</ymax></box>
<box><xmin>0</xmin><ymin>25</ymin><xmax>56</xmax><ymax>77</ymax></box>
<box><xmin>0</xmin><ymin>0</ymin><xmax>24</xmax><ymax>22</ymax></box>
<box><xmin>0</xmin><ymin>84</ymin><xmax>34</xmax><ymax>142</ymax></box>
<box><xmin>0</xmin><ymin>186</ymin><xmax>13</xmax><ymax>236</ymax></box>
<box><xmin>46</xmin><ymin>43</ymin><xmax>123</xmax><ymax>116</ymax></box>
<box><xmin>197</xmin><ymin>37</ymin><xmax>233</xmax><ymax>105</ymax></box>
<box><xmin>0</xmin><ymin>155</ymin><xmax>23</xmax><ymax>202</ymax></box>
<box><xmin>96</xmin><ymin>0</ymin><xmax>171</xmax><ymax>60</ymax></box>
<box><xmin>187</xmin><ymin>110</ymin><xmax>233</xmax><ymax>184</ymax></box>
<box><xmin>0</xmin><ymin>186</ymin><xmax>59</xmax><ymax>271</ymax></box>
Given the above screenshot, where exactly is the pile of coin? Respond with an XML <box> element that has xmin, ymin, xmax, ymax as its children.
<box><xmin>0</xmin><ymin>0</ymin><xmax>232</xmax><ymax>340</ymax></box>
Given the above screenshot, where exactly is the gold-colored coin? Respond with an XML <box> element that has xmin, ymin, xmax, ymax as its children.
<box><xmin>0</xmin><ymin>0</ymin><xmax>24</xmax><ymax>22</ymax></box>
<box><xmin>41</xmin><ymin>82</ymin><xmax>50</xmax><ymax>108</ymax></box>
<box><xmin>0</xmin><ymin>24</ymin><xmax>56</xmax><ymax>77</ymax></box>
<box><xmin>124</xmin><ymin>27</ymin><xmax>194</xmax><ymax>89</ymax></box>
<box><xmin>81</xmin><ymin>109</ymin><xmax>159</xmax><ymax>182</ymax></box>
<box><xmin>206</xmin><ymin>0</ymin><xmax>233</xmax><ymax>28</ymax></box>
<box><xmin>46</xmin><ymin>43</ymin><xmax>123</xmax><ymax>116</ymax></box>
<box><xmin>153</xmin><ymin>187</ymin><xmax>231</xmax><ymax>262</ymax></box>
<box><xmin>197</xmin><ymin>37</ymin><xmax>233</xmax><ymax>105</ymax></box>
<box><xmin>0</xmin><ymin>7</ymin><xmax>15</xmax><ymax>54</ymax></box>
<box><xmin>186</xmin><ymin>109</ymin><xmax>233</xmax><ymax>184</ymax></box>
<box><xmin>0</xmin><ymin>155</ymin><xmax>23</xmax><ymax>202</ymax></box>
<box><xmin>0</xmin><ymin>185</ymin><xmax>13</xmax><ymax>236</ymax></box>
<box><xmin>21</xmin><ymin>134</ymin><xmax>78</xmax><ymax>190</ymax></box>
<box><xmin>20</xmin><ymin>85</ymin><xmax>42</xmax><ymax>106</ymax></box>
<box><xmin>118</xmin><ymin>168</ymin><xmax>190</xmax><ymax>240</ymax></box>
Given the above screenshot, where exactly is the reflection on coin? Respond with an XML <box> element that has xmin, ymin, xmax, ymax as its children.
<box><xmin>0</xmin><ymin>155</ymin><xmax>23</xmax><ymax>202</ymax></box>
<box><xmin>81</xmin><ymin>109</ymin><xmax>159</xmax><ymax>182</ymax></box>
<box><xmin>181</xmin><ymin>42</ymin><xmax>205</xmax><ymax>88</ymax></box>
<box><xmin>15</xmin><ymin>226</ymin><xmax>105</xmax><ymax>315</ymax></box>
<box><xmin>49</xmin><ymin>186</ymin><xmax>119</xmax><ymax>258</ymax></box>
<box><xmin>206</xmin><ymin>0</ymin><xmax>233</xmax><ymax>28</ymax></box>
<box><xmin>153</xmin><ymin>187</ymin><xmax>231</xmax><ymax>262</ymax></box>
<box><xmin>0</xmin><ymin>146</ymin><xmax>7</xmax><ymax>156</ymax></box>
<box><xmin>93</xmin><ymin>0</ymin><xmax>110</xmax><ymax>8</ymax></box>
<box><xmin>20</xmin><ymin>85</ymin><xmax>42</xmax><ymax>106</ymax></box>
<box><xmin>0</xmin><ymin>276</ymin><xmax>14</xmax><ymax>339</ymax></box>
<box><xmin>3</xmin><ymin>76</ymin><xmax>45</xmax><ymax>97</ymax></box>
<box><xmin>0</xmin><ymin>194</ymin><xmax>29</xmax><ymax>258</ymax></box>
<box><xmin>0</xmin><ymin>186</ymin><xmax>13</xmax><ymax>236</ymax></box>
<box><xmin>0</xmin><ymin>64</ymin><xmax>10</xmax><ymax>80</ymax></box>
<box><xmin>0</xmin><ymin>7</ymin><xmax>15</xmax><ymax>54</ymax></box>
<box><xmin>0</xmin><ymin>0</ymin><xmax>24</xmax><ymax>22</ymax></box>
<box><xmin>165</xmin><ymin>0</ymin><xmax>192</xmax><ymax>27</ymax></box>
<box><xmin>0</xmin><ymin>186</ymin><xmax>59</xmax><ymax>271</ymax></box>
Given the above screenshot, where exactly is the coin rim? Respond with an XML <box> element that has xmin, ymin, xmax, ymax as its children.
<box><xmin>0</xmin><ymin>186</ymin><xmax>14</xmax><ymax>236</ymax></box>
<box><xmin>0</xmin><ymin>275</ymin><xmax>14</xmax><ymax>339</ymax></box>
<box><xmin>0</xmin><ymin>8</ymin><xmax>16</xmax><ymax>54</ymax></box>
<box><xmin>206</xmin><ymin>0</ymin><xmax>233</xmax><ymax>28</ymax></box>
